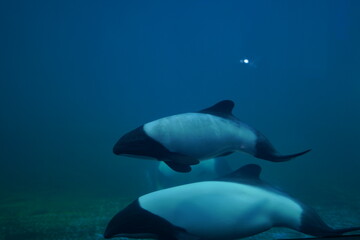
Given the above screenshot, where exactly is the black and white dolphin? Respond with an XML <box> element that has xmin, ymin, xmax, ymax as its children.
<box><xmin>113</xmin><ymin>100</ymin><xmax>311</xmax><ymax>172</ymax></box>
<box><xmin>104</xmin><ymin>164</ymin><xmax>360</xmax><ymax>240</ymax></box>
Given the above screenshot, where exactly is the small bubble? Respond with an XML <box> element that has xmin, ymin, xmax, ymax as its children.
<box><xmin>239</xmin><ymin>57</ymin><xmax>257</xmax><ymax>68</ymax></box>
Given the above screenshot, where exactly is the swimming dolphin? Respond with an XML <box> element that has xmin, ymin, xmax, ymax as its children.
<box><xmin>104</xmin><ymin>164</ymin><xmax>360</xmax><ymax>240</ymax></box>
<box><xmin>113</xmin><ymin>100</ymin><xmax>311</xmax><ymax>172</ymax></box>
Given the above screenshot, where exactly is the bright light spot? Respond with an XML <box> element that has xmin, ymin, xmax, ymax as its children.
<box><xmin>240</xmin><ymin>58</ymin><xmax>250</xmax><ymax>64</ymax></box>
<box><xmin>239</xmin><ymin>57</ymin><xmax>257</xmax><ymax>68</ymax></box>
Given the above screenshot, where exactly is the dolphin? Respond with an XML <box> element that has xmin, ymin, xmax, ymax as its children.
<box><xmin>104</xmin><ymin>164</ymin><xmax>360</xmax><ymax>240</ymax></box>
<box><xmin>113</xmin><ymin>100</ymin><xmax>311</xmax><ymax>172</ymax></box>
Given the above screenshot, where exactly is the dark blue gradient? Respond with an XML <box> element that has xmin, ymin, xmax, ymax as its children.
<box><xmin>1</xmin><ymin>0</ymin><xmax>359</xmax><ymax>199</ymax></box>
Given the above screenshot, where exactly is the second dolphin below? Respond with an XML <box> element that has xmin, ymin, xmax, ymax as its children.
<box><xmin>104</xmin><ymin>164</ymin><xmax>360</xmax><ymax>240</ymax></box>
<box><xmin>113</xmin><ymin>100</ymin><xmax>311</xmax><ymax>172</ymax></box>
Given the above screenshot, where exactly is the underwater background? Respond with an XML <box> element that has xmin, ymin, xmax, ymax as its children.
<box><xmin>1</xmin><ymin>0</ymin><xmax>360</xmax><ymax>239</ymax></box>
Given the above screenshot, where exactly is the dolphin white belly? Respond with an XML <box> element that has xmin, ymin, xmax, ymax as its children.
<box><xmin>144</xmin><ymin>113</ymin><xmax>257</xmax><ymax>159</ymax></box>
<box><xmin>140</xmin><ymin>181</ymin><xmax>302</xmax><ymax>239</ymax></box>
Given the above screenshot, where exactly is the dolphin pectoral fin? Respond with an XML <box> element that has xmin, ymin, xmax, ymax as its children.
<box><xmin>161</xmin><ymin>153</ymin><xmax>199</xmax><ymax>172</ymax></box>
<box><xmin>162</xmin><ymin>153</ymin><xmax>200</xmax><ymax>165</ymax></box>
<box><xmin>164</xmin><ymin>162</ymin><xmax>192</xmax><ymax>173</ymax></box>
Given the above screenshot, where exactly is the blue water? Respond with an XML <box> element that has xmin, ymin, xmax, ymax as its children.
<box><xmin>0</xmin><ymin>0</ymin><xmax>359</xmax><ymax>239</ymax></box>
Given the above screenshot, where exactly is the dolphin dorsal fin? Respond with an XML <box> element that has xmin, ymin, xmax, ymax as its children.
<box><xmin>219</xmin><ymin>164</ymin><xmax>262</xmax><ymax>182</ymax></box>
<box><xmin>198</xmin><ymin>100</ymin><xmax>235</xmax><ymax>117</ymax></box>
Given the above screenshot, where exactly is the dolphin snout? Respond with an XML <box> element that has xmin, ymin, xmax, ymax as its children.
<box><xmin>113</xmin><ymin>139</ymin><xmax>125</xmax><ymax>155</ymax></box>
<box><xmin>112</xmin><ymin>127</ymin><xmax>149</xmax><ymax>156</ymax></box>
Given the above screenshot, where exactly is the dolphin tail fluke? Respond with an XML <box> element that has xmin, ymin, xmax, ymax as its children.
<box><xmin>254</xmin><ymin>135</ymin><xmax>311</xmax><ymax>162</ymax></box>
<box><xmin>255</xmin><ymin>141</ymin><xmax>311</xmax><ymax>162</ymax></box>
<box><xmin>299</xmin><ymin>206</ymin><xmax>360</xmax><ymax>238</ymax></box>
<box><xmin>303</xmin><ymin>227</ymin><xmax>360</xmax><ymax>239</ymax></box>
<box><xmin>278</xmin><ymin>234</ymin><xmax>360</xmax><ymax>240</ymax></box>
<box><xmin>266</xmin><ymin>149</ymin><xmax>312</xmax><ymax>162</ymax></box>
<box><xmin>330</xmin><ymin>227</ymin><xmax>360</xmax><ymax>236</ymax></box>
